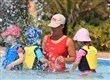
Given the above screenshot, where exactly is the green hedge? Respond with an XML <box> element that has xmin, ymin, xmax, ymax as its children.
<box><xmin>67</xmin><ymin>21</ymin><xmax>110</xmax><ymax>52</ymax></box>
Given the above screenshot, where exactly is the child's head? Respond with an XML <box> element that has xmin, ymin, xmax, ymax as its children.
<box><xmin>1</xmin><ymin>25</ymin><xmax>21</xmax><ymax>44</ymax></box>
<box><xmin>24</xmin><ymin>27</ymin><xmax>42</xmax><ymax>46</ymax></box>
<box><xmin>2</xmin><ymin>25</ymin><xmax>20</xmax><ymax>38</ymax></box>
<box><xmin>73</xmin><ymin>28</ymin><xmax>91</xmax><ymax>46</ymax></box>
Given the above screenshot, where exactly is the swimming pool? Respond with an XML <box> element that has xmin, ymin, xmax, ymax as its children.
<box><xmin>0</xmin><ymin>59</ymin><xmax>110</xmax><ymax>80</ymax></box>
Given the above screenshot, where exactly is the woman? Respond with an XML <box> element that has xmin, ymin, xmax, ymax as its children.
<box><xmin>42</xmin><ymin>14</ymin><xmax>76</xmax><ymax>71</ymax></box>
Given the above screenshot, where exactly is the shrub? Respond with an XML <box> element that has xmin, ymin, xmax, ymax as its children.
<box><xmin>72</xmin><ymin>21</ymin><xmax>110</xmax><ymax>52</ymax></box>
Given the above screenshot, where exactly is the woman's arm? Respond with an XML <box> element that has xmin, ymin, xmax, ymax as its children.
<box><xmin>64</xmin><ymin>37</ymin><xmax>76</xmax><ymax>63</ymax></box>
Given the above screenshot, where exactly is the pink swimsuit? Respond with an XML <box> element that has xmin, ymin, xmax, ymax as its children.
<box><xmin>75</xmin><ymin>49</ymin><xmax>86</xmax><ymax>62</ymax></box>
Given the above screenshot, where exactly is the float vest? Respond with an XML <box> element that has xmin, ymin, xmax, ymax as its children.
<box><xmin>2</xmin><ymin>44</ymin><xmax>20</xmax><ymax>68</ymax></box>
<box><xmin>78</xmin><ymin>46</ymin><xmax>97</xmax><ymax>72</ymax></box>
<box><xmin>23</xmin><ymin>46</ymin><xmax>43</xmax><ymax>69</ymax></box>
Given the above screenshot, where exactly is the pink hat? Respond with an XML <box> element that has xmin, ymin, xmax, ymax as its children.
<box><xmin>48</xmin><ymin>14</ymin><xmax>65</xmax><ymax>28</ymax></box>
<box><xmin>73</xmin><ymin>28</ymin><xmax>91</xmax><ymax>41</ymax></box>
<box><xmin>1</xmin><ymin>25</ymin><xmax>20</xmax><ymax>38</ymax></box>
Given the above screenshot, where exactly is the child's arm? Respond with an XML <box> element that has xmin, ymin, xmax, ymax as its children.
<box><xmin>42</xmin><ymin>35</ymin><xmax>47</xmax><ymax>55</ymax></box>
<box><xmin>0</xmin><ymin>47</ymin><xmax>6</xmax><ymax>58</ymax></box>
<box><xmin>0</xmin><ymin>53</ymin><xmax>5</xmax><ymax>58</ymax></box>
<box><xmin>72</xmin><ymin>49</ymin><xmax>86</xmax><ymax>71</ymax></box>
<box><xmin>6</xmin><ymin>53</ymin><xmax>24</xmax><ymax>70</ymax></box>
<box><xmin>35</xmin><ymin>46</ymin><xmax>49</xmax><ymax>63</ymax></box>
<box><xmin>72</xmin><ymin>61</ymin><xmax>80</xmax><ymax>71</ymax></box>
<box><xmin>6</xmin><ymin>47</ymin><xmax>24</xmax><ymax>70</ymax></box>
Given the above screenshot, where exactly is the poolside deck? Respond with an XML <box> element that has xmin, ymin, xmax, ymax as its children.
<box><xmin>98</xmin><ymin>52</ymin><xmax>110</xmax><ymax>59</ymax></box>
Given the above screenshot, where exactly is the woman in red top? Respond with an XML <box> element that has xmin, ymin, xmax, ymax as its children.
<box><xmin>42</xmin><ymin>14</ymin><xmax>76</xmax><ymax>71</ymax></box>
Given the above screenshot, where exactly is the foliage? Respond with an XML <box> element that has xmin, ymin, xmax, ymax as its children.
<box><xmin>41</xmin><ymin>0</ymin><xmax>110</xmax><ymax>27</ymax></box>
<box><xmin>0</xmin><ymin>0</ymin><xmax>28</xmax><ymax>28</ymax></box>
<box><xmin>72</xmin><ymin>21</ymin><xmax>110</xmax><ymax>52</ymax></box>
<box><xmin>0</xmin><ymin>0</ymin><xmax>44</xmax><ymax>45</ymax></box>
<box><xmin>40</xmin><ymin>0</ymin><xmax>110</xmax><ymax>51</ymax></box>
<box><xmin>0</xmin><ymin>0</ymin><xmax>110</xmax><ymax>52</ymax></box>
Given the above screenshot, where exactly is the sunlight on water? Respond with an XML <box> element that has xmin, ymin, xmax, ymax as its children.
<box><xmin>0</xmin><ymin>59</ymin><xmax>110</xmax><ymax>80</ymax></box>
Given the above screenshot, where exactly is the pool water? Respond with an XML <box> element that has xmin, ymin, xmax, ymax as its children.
<box><xmin>0</xmin><ymin>59</ymin><xmax>110</xmax><ymax>80</ymax></box>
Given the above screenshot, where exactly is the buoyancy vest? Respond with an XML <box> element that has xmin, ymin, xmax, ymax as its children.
<box><xmin>23</xmin><ymin>46</ymin><xmax>43</xmax><ymax>69</ymax></box>
<box><xmin>2</xmin><ymin>44</ymin><xmax>20</xmax><ymax>69</ymax></box>
<box><xmin>78</xmin><ymin>46</ymin><xmax>97</xmax><ymax>72</ymax></box>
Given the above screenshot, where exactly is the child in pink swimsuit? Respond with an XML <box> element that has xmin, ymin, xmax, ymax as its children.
<box><xmin>72</xmin><ymin>28</ymin><xmax>97</xmax><ymax>76</ymax></box>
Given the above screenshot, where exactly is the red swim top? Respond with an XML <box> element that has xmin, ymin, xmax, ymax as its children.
<box><xmin>44</xmin><ymin>35</ymin><xmax>68</xmax><ymax>71</ymax></box>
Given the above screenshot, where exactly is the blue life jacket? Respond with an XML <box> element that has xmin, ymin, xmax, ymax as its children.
<box><xmin>34</xmin><ymin>46</ymin><xmax>43</xmax><ymax>60</ymax></box>
<box><xmin>2</xmin><ymin>44</ymin><xmax>20</xmax><ymax>68</ymax></box>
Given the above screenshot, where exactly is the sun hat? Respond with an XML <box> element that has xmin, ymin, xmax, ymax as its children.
<box><xmin>1</xmin><ymin>25</ymin><xmax>20</xmax><ymax>38</ymax></box>
<box><xmin>24</xmin><ymin>27</ymin><xmax>42</xmax><ymax>46</ymax></box>
<box><xmin>48</xmin><ymin>14</ymin><xmax>66</xmax><ymax>28</ymax></box>
<box><xmin>73</xmin><ymin>28</ymin><xmax>91</xmax><ymax>41</ymax></box>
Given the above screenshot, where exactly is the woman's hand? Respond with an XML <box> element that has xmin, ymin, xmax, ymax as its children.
<box><xmin>56</xmin><ymin>56</ymin><xmax>65</xmax><ymax>63</ymax></box>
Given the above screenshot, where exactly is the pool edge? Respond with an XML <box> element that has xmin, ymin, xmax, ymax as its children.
<box><xmin>98</xmin><ymin>58</ymin><xmax>110</xmax><ymax>61</ymax></box>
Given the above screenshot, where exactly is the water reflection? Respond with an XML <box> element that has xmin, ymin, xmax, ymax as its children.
<box><xmin>0</xmin><ymin>60</ymin><xmax>109</xmax><ymax>80</ymax></box>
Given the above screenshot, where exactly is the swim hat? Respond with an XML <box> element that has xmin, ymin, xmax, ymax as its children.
<box><xmin>48</xmin><ymin>14</ymin><xmax>65</xmax><ymax>28</ymax></box>
<box><xmin>1</xmin><ymin>25</ymin><xmax>20</xmax><ymax>38</ymax></box>
<box><xmin>73</xmin><ymin>28</ymin><xmax>91</xmax><ymax>41</ymax></box>
<box><xmin>25</xmin><ymin>27</ymin><xmax>42</xmax><ymax>46</ymax></box>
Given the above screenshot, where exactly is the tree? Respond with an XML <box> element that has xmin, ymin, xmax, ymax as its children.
<box><xmin>0</xmin><ymin>0</ymin><xmax>29</xmax><ymax>32</ymax></box>
<box><xmin>41</xmin><ymin>0</ymin><xmax>110</xmax><ymax>27</ymax></box>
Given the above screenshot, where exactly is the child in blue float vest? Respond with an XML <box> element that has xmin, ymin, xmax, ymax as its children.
<box><xmin>23</xmin><ymin>27</ymin><xmax>48</xmax><ymax>70</ymax></box>
<box><xmin>72</xmin><ymin>28</ymin><xmax>97</xmax><ymax>76</ymax></box>
<box><xmin>0</xmin><ymin>25</ymin><xmax>24</xmax><ymax>70</ymax></box>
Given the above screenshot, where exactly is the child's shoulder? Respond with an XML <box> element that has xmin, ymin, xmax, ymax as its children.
<box><xmin>78</xmin><ymin>46</ymin><xmax>87</xmax><ymax>53</ymax></box>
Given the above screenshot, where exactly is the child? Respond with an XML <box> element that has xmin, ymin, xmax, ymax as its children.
<box><xmin>72</xmin><ymin>28</ymin><xmax>97</xmax><ymax>75</ymax></box>
<box><xmin>1</xmin><ymin>25</ymin><xmax>24</xmax><ymax>70</ymax></box>
<box><xmin>23</xmin><ymin>27</ymin><xmax>48</xmax><ymax>70</ymax></box>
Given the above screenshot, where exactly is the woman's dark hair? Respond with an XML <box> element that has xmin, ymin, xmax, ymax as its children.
<box><xmin>63</xmin><ymin>18</ymin><xmax>68</xmax><ymax>35</ymax></box>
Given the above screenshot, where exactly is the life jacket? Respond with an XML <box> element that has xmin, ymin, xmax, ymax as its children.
<box><xmin>78</xmin><ymin>46</ymin><xmax>97</xmax><ymax>72</ymax></box>
<box><xmin>23</xmin><ymin>46</ymin><xmax>43</xmax><ymax>69</ymax></box>
<box><xmin>2</xmin><ymin>44</ymin><xmax>20</xmax><ymax>69</ymax></box>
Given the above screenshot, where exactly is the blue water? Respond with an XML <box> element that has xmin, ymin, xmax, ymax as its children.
<box><xmin>0</xmin><ymin>59</ymin><xmax>110</xmax><ymax>80</ymax></box>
